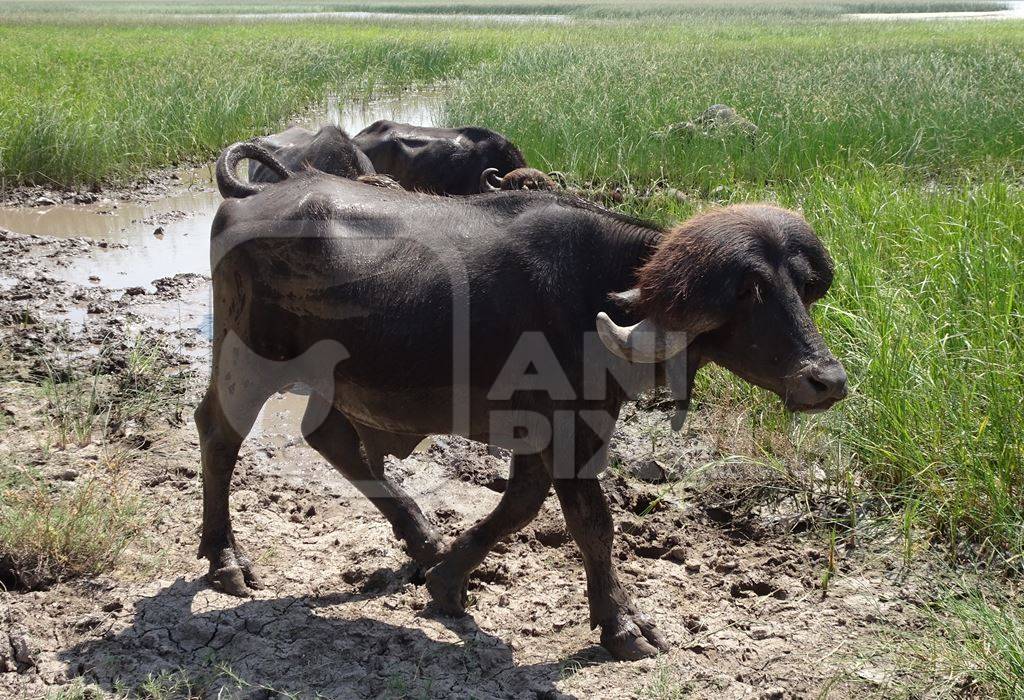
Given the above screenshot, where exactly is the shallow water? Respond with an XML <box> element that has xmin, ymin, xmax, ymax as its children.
<box><xmin>847</xmin><ymin>0</ymin><xmax>1024</xmax><ymax>19</ymax></box>
<box><xmin>0</xmin><ymin>169</ymin><xmax>222</xmax><ymax>289</ymax></box>
<box><xmin>321</xmin><ymin>89</ymin><xmax>444</xmax><ymax>135</ymax></box>
<box><xmin>0</xmin><ymin>90</ymin><xmax>443</xmax><ymax>290</ymax></box>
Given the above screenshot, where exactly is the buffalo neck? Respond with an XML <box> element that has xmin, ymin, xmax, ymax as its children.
<box><xmin>590</xmin><ymin>219</ymin><xmax>663</xmax><ymax>317</ymax></box>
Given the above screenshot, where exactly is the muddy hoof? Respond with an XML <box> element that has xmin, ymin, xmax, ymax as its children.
<box><xmin>407</xmin><ymin>536</ymin><xmax>445</xmax><ymax>572</ymax></box>
<box><xmin>424</xmin><ymin>565</ymin><xmax>468</xmax><ymax>616</ymax></box>
<box><xmin>209</xmin><ymin>565</ymin><xmax>253</xmax><ymax>597</ymax></box>
<box><xmin>206</xmin><ymin>548</ymin><xmax>262</xmax><ymax>596</ymax></box>
<box><xmin>235</xmin><ymin>554</ymin><xmax>264</xmax><ymax>590</ymax></box>
<box><xmin>600</xmin><ymin>612</ymin><xmax>670</xmax><ymax>661</ymax></box>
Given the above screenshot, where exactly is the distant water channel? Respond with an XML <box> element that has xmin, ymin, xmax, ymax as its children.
<box><xmin>846</xmin><ymin>0</ymin><xmax>1024</xmax><ymax>20</ymax></box>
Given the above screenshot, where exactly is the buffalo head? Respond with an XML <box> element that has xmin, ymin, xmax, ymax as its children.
<box><xmin>480</xmin><ymin>167</ymin><xmax>560</xmax><ymax>192</ymax></box>
<box><xmin>598</xmin><ymin>204</ymin><xmax>847</xmax><ymax>414</ymax></box>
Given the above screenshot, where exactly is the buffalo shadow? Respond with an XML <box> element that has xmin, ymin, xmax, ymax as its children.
<box><xmin>58</xmin><ymin>576</ymin><xmax>583</xmax><ymax>698</ymax></box>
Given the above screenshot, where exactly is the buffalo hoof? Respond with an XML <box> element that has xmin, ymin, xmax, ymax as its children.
<box><xmin>600</xmin><ymin>611</ymin><xmax>670</xmax><ymax>661</ymax></box>
<box><xmin>423</xmin><ymin>564</ymin><xmax>468</xmax><ymax>616</ymax></box>
<box><xmin>405</xmin><ymin>534</ymin><xmax>445</xmax><ymax>573</ymax></box>
<box><xmin>207</xmin><ymin>549</ymin><xmax>262</xmax><ymax>597</ymax></box>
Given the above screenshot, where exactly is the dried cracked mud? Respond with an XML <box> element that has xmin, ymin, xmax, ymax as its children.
<box><xmin>0</xmin><ymin>185</ymin><xmax>937</xmax><ymax>699</ymax></box>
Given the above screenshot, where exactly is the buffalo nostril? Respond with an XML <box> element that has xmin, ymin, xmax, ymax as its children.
<box><xmin>807</xmin><ymin>362</ymin><xmax>848</xmax><ymax>400</ymax></box>
<box><xmin>807</xmin><ymin>376</ymin><xmax>829</xmax><ymax>393</ymax></box>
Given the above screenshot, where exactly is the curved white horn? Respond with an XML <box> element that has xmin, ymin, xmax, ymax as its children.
<box><xmin>596</xmin><ymin>313</ymin><xmax>688</xmax><ymax>363</ymax></box>
<box><xmin>480</xmin><ymin>167</ymin><xmax>502</xmax><ymax>192</ymax></box>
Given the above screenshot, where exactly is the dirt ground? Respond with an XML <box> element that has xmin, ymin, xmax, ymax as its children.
<box><xmin>0</xmin><ymin>205</ymin><xmax>937</xmax><ymax>699</ymax></box>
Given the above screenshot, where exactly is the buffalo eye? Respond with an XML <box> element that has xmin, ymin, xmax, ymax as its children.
<box><xmin>800</xmin><ymin>275</ymin><xmax>825</xmax><ymax>304</ymax></box>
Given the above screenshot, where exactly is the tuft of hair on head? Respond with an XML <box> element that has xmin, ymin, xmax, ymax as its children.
<box><xmin>635</xmin><ymin>204</ymin><xmax>824</xmax><ymax>332</ymax></box>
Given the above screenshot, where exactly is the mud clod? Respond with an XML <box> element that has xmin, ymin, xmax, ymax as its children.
<box><xmin>730</xmin><ymin>577</ymin><xmax>790</xmax><ymax>600</ymax></box>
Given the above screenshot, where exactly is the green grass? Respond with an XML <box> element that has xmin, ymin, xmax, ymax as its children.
<box><xmin>443</xmin><ymin>19</ymin><xmax>1024</xmax><ymax>561</ymax></box>
<box><xmin>656</xmin><ymin>170</ymin><xmax>1024</xmax><ymax>562</ymax></box>
<box><xmin>905</xmin><ymin>585</ymin><xmax>1024</xmax><ymax>698</ymax></box>
<box><xmin>0</xmin><ymin>22</ymin><xmax>499</xmax><ymax>185</ymax></box>
<box><xmin>939</xmin><ymin>591</ymin><xmax>1024</xmax><ymax>698</ymax></box>
<box><xmin>445</xmin><ymin>22</ymin><xmax>1024</xmax><ymax>186</ymax></box>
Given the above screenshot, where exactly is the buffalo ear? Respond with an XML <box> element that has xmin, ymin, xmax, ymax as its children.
<box><xmin>636</xmin><ymin>246</ymin><xmax>734</xmax><ymax>337</ymax></box>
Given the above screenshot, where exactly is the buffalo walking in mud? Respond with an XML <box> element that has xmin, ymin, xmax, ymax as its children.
<box><xmin>198</xmin><ymin>142</ymin><xmax>847</xmax><ymax>660</ymax></box>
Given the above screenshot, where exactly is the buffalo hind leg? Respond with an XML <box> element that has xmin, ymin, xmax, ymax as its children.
<box><xmin>196</xmin><ymin>382</ymin><xmax>269</xmax><ymax>596</ymax></box>
<box><xmin>552</xmin><ymin>476</ymin><xmax>669</xmax><ymax>660</ymax></box>
<box><xmin>302</xmin><ymin>398</ymin><xmax>443</xmax><ymax>570</ymax></box>
<box><xmin>425</xmin><ymin>452</ymin><xmax>550</xmax><ymax>614</ymax></box>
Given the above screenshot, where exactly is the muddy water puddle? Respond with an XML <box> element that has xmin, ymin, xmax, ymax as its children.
<box><xmin>326</xmin><ymin>89</ymin><xmax>444</xmax><ymax>135</ymax></box>
<box><xmin>0</xmin><ymin>167</ymin><xmax>220</xmax><ymax>289</ymax></box>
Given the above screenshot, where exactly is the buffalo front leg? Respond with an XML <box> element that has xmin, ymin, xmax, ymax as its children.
<box><xmin>302</xmin><ymin>398</ymin><xmax>443</xmax><ymax>570</ymax></box>
<box><xmin>553</xmin><ymin>477</ymin><xmax>670</xmax><ymax>660</ymax></box>
<box><xmin>195</xmin><ymin>382</ymin><xmax>267</xmax><ymax>596</ymax></box>
<box><xmin>425</xmin><ymin>452</ymin><xmax>550</xmax><ymax>614</ymax></box>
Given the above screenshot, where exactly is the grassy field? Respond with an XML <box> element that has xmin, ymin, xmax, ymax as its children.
<box><xmin>0</xmin><ymin>1</ymin><xmax>1022</xmax><ymax>694</ymax></box>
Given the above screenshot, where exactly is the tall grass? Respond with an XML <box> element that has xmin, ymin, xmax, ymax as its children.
<box><xmin>927</xmin><ymin>587</ymin><xmax>1024</xmax><ymax>698</ymax></box>
<box><xmin>805</xmin><ymin>173</ymin><xmax>1024</xmax><ymax>558</ymax></box>
<box><xmin>0</xmin><ymin>0</ymin><xmax>1009</xmax><ymax>19</ymax></box>
<box><xmin>446</xmin><ymin>21</ymin><xmax>1024</xmax><ymax>186</ymax></box>
<box><xmin>630</xmin><ymin>174</ymin><xmax>1024</xmax><ymax>560</ymax></box>
<box><xmin>0</xmin><ymin>22</ymin><xmax>500</xmax><ymax>185</ymax></box>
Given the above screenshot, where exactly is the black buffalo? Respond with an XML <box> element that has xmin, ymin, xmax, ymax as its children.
<box><xmin>247</xmin><ymin>123</ymin><xmax>375</xmax><ymax>184</ymax></box>
<box><xmin>200</xmin><ymin>142</ymin><xmax>848</xmax><ymax>661</ymax></box>
<box><xmin>352</xmin><ymin>120</ymin><xmax>554</xmax><ymax>195</ymax></box>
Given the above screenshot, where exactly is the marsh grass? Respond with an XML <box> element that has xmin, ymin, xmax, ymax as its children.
<box><xmin>670</xmin><ymin>172</ymin><xmax>1024</xmax><ymax>562</ymax></box>
<box><xmin>942</xmin><ymin>594</ymin><xmax>1024</xmax><ymax>698</ymax></box>
<box><xmin>43</xmin><ymin>364</ymin><xmax>103</xmax><ymax>449</ymax></box>
<box><xmin>911</xmin><ymin>586</ymin><xmax>1024</xmax><ymax>699</ymax></box>
<box><xmin>40</xmin><ymin>335</ymin><xmax>190</xmax><ymax>447</ymax></box>
<box><xmin>0</xmin><ymin>22</ymin><xmax>499</xmax><ymax>185</ymax></box>
<box><xmin>445</xmin><ymin>22</ymin><xmax>1024</xmax><ymax>187</ymax></box>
